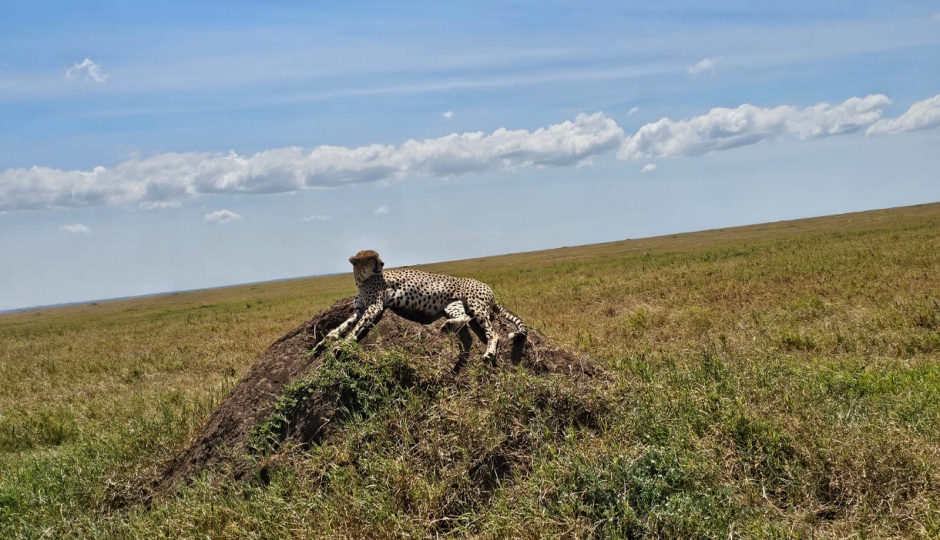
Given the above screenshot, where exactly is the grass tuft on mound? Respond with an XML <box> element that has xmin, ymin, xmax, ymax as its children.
<box><xmin>248</xmin><ymin>346</ymin><xmax>417</xmax><ymax>456</ymax></box>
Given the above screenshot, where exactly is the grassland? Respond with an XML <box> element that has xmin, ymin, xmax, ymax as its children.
<box><xmin>2</xmin><ymin>202</ymin><xmax>939</xmax><ymax>538</ymax></box>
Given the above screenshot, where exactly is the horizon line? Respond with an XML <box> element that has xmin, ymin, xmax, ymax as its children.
<box><xmin>2</xmin><ymin>200</ymin><xmax>936</xmax><ymax>315</ymax></box>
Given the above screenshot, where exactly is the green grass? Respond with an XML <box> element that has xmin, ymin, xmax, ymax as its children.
<box><xmin>2</xmin><ymin>202</ymin><xmax>939</xmax><ymax>538</ymax></box>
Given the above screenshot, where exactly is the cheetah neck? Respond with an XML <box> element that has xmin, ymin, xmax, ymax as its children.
<box><xmin>356</xmin><ymin>272</ymin><xmax>386</xmax><ymax>289</ymax></box>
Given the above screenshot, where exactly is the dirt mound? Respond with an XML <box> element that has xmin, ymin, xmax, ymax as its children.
<box><xmin>153</xmin><ymin>297</ymin><xmax>605</xmax><ymax>498</ymax></box>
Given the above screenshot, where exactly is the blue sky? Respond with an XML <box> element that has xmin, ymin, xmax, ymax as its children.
<box><xmin>1</xmin><ymin>1</ymin><xmax>939</xmax><ymax>310</ymax></box>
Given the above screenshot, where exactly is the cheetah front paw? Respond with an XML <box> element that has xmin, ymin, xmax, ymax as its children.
<box><xmin>330</xmin><ymin>339</ymin><xmax>349</xmax><ymax>356</ymax></box>
<box><xmin>440</xmin><ymin>320</ymin><xmax>462</xmax><ymax>333</ymax></box>
<box><xmin>330</xmin><ymin>337</ymin><xmax>358</xmax><ymax>357</ymax></box>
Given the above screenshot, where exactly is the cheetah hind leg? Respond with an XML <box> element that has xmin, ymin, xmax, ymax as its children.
<box><xmin>440</xmin><ymin>300</ymin><xmax>472</xmax><ymax>333</ymax></box>
<box><xmin>469</xmin><ymin>302</ymin><xmax>499</xmax><ymax>364</ymax></box>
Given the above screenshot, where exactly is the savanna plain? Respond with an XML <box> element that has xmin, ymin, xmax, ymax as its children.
<box><xmin>2</xmin><ymin>203</ymin><xmax>940</xmax><ymax>538</ymax></box>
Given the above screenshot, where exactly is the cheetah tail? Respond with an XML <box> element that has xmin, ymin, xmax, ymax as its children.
<box><xmin>494</xmin><ymin>303</ymin><xmax>527</xmax><ymax>340</ymax></box>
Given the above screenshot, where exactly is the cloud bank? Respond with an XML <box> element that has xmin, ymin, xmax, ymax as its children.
<box><xmin>3</xmin><ymin>94</ymin><xmax>939</xmax><ymax>213</ymax></box>
<box><xmin>866</xmin><ymin>94</ymin><xmax>940</xmax><ymax>136</ymax></box>
<box><xmin>0</xmin><ymin>113</ymin><xmax>621</xmax><ymax>212</ymax></box>
<box><xmin>617</xmin><ymin>94</ymin><xmax>892</xmax><ymax>160</ymax></box>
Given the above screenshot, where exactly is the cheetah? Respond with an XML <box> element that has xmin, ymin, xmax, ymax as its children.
<box><xmin>316</xmin><ymin>250</ymin><xmax>527</xmax><ymax>362</ymax></box>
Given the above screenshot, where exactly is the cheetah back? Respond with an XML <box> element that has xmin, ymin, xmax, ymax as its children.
<box><xmin>382</xmin><ymin>268</ymin><xmax>495</xmax><ymax>317</ymax></box>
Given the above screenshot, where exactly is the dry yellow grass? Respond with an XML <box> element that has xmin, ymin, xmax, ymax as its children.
<box><xmin>2</xmin><ymin>202</ymin><xmax>939</xmax><ymax>538</ymax></box>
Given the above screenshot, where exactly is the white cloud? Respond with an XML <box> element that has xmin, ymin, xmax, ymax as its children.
<box><xmin>442</xmin><ymin>110</ymin><xmax>454</xmax><ymax>119</ymax></box>
<box><xmin>302</xmin><ymin>214</ymin><xmax>331</xmax><ymax>221</ymax></box>
<box><xmin>688</xmin><ymin>57</ymin><xmax>720</xmax><ymax>74</ymax></box>
<box><xmin>0</xmin><ymin>112</ymin><xmax>621</xmax><ymax>212</ymax></box>
<box><xmin>59</xmin><ymin>223</ymin><xmax>91</xmax><ymax>235</ymax></box>
<box><xmin>65</xmin><ymin>58</ymin><xmax>108</xmax><ymax>84</ymax></box>
<box><xmin>628</xmin><ymin>106</ymin><xmax>640</xmax><ymax>116</ymax></box>
<box><xmin>4</xmin><ymin>94</ymin><xmax>940</xmax><ymax>213</ymax></box>
<box><xmin>140</xmin><ymin>200</ymin><xmax>182</xmax><ymax>210</ymax></box>
<box><xmin>866</xmin><ymin>94</ymin><xmax>940</xmax><ymax>136</ymax></box>
<box><xmin>374</xmin><ymin>205</ymin><xmax>389</xmax><ymax>215</ymax></box>
<box><xmin>203</xmin><ymin>210</ymin><xmax>241</xmax><ymax>225</ymax></box>
<box><xmin>618</xmin><ymin>94</ymin><xmax>891</xmax><ymax>160</ymax></box>
<box><xmin>640</xmin><ymin>163</ymin><xmax>657</xmax><ymax>173</ymax></box>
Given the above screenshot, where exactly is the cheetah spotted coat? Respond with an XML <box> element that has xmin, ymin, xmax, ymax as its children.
<box><xmin>320</xmin><ymin>250</ymin><xmax>526</xmax><ymax>362</ymax></box>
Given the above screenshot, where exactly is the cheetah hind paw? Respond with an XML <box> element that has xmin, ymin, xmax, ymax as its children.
<box><xmin>440</xmin><ymin>317</ymin><xmax>470</xmax><ymax>333</ymax></box>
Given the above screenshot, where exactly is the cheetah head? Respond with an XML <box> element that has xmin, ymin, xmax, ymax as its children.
<box><xmin>349</xmin><ymin>250</ymin><xmax>384</xmax><ymax>283</ymax></box>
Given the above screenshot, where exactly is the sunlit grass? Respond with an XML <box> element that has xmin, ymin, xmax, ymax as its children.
<box><xmin>1</xmin><ymin>202</ymin><xmax>939</xmax><ymax>538</ymax></box>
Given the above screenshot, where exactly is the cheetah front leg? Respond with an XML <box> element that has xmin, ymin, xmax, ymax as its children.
<box><xmin>327</xmin><ymin>311</ymin><xmax>360</xmax><ymax>341</ymax></box>
<box><xmin>469</xmin><ymin>301</ymin><xmax>499</xmax><ymax>364</ymax></box>
<box><xmin>347</xmin><ymin>301</ymin><xmax>385</xmax><ymax>343</ymax></box>
<box><xmin>322</xmin><ymin>302</ymin><xmax>384</xmax><ymax>355</ymax></box>
<box><xmin>313</xmin><ymin>303</ymin><xmax>362</xmax><ymax>354</ymax></box>
<box><xmin>440</xmin><ymin>300</ymin><xmax>472</xmax><ymax>333</ymax></box>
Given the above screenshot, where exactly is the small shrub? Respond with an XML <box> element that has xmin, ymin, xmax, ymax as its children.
<box><xmin>249</xmin><ymin>346</ymin><xmax>415</xmax><ymax>454</ymax></box>
<box><xmin>544</xmin><ymin>447</ymin><xmax>735</xmax><ymax>538</ymax></box>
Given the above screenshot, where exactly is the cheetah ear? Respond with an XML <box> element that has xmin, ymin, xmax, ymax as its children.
<box><xmin>349</xmin><ymin>256</ymin><xmax>357</xmax><ymax>265</ymax></box>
